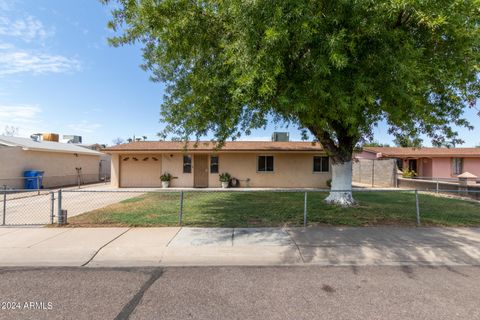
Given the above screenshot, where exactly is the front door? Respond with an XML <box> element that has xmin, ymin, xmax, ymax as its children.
<box><xmin>194</xmin><ymin>155</ymin><xmax>209</xmax><ymax>187</ymax></box>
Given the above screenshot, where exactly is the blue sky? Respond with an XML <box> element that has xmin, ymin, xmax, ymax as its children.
<box><xmin>0</xmin><ymin>0</ymin><xmax>479</xmax><ymax>146</ymax></box>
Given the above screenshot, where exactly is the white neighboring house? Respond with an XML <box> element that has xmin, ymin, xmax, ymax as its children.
<box><xmin>0</xmin><ymin>135</ymin><xmax>106</xmax><ymax>189</ymax></box>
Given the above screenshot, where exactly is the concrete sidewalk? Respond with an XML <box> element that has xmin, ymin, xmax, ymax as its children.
<box><xmin>0</xmin><ymin>226</ymin><xmax>479</xmax><ymax>267</ymax></box>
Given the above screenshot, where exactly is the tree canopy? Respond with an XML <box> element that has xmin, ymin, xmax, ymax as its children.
<box><xmin>393</xmin><ymin>135</ymin><xmax>423</xmax><ymax>147</ymax></box>
<box><xmin>105</xmin><ymin>0</ymin><xmax>479</xmax><ymax>164</ymax></box>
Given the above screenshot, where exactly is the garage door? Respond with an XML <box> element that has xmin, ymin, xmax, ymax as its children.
<box><xmin>120</xmin><ymin>155</ymin><xmax>162</xmax><ymax>187</ymax></box>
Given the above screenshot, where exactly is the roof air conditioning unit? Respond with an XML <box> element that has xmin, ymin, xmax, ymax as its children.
<box><xmin>271</xmin><ymin>132</ymin><xmax>289</xmax><ymax>142</ymax></box>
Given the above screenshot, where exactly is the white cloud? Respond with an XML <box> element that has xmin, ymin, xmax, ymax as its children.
<box><xmin>67</xmin><ymin>121</ymin><xmax>102</xmax><ymax>133</ymax></box>
<box><xmin>0</xmin><ymin>105</ymin><xmax>43</xmax><ymax>136</ymax></box>
<box><xmin>0</xmin><ymin>105</ymin><xmax>41</xmax><ymax>122</ymax></box>
<box><xmin>0</xmin><ymin>15</ymin><xmax>53</xmax><ymax>42</ymax></box>
<box><xmin>0</xmin><ymin>46</ymin><xmax>81</xmax><ymax>76</ymax></box>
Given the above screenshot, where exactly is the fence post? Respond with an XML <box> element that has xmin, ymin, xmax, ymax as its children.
<box><xmin>50</xmin><ymin>192</ymin><xmax>55</xmax><ymax>224</ymax></box>
<box><xmin>303</xmin><ymin>192</ymin><xmax>308</xmax><ymax>227</ymax></box>
<box><xmin>179</xmin><ymin>191</ymin><xmax>184</xmax><ymax>226</ymax></box>
<box><xmin>2</xmin><ymin>185</ymin><xmax>6</xmax><ymax>226</ymax></box>
<box><xmin>415</xmin><ymin>189</ymin><xmax>421</xmax><ymax>226</ymax></box>
<box><xmin>436</xmin><ymin>179</ymin><xmax>439</xmax><ymax>194</ymax></box>
<box><xmin>57</xmin><ymin>189</ymin><xmax>63</xmax><ymax>225</ymax></box>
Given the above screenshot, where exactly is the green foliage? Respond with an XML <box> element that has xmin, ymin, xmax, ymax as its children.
<box><xmin>219</xmin><ymin>172</ymin><xmax>231</xmax><ymax>183</ymax></box>
<box><xmin>363</xmin><ymin>141</ymin><xmax>390</xmax><ymax>147</ymax></box>
<box><xmin>393</xmin><ymin>136</ymin><xmax>423</xmax><ymax>147</ymax></box>
<box><xmin>402</xmin><ymin>169</ymin><xmax>417</xmax><ymax>178</ymax></box>
<box><xmin>160</xmin><ymin>172</ymin><xmax>172</xmax><ymax>182</ymax></box>
<box><xmin>104</xmin><ymin>0</ymin><xmax>480</xmax><ymax>163</ymax></box>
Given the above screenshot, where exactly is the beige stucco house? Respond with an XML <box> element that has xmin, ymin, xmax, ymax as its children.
<box><xmin>0</xmin><ymin>135</ymin><xmax>106</xmax><ymax>189</ymax></box>
<box><xmin>104</xmin><ymin>141</ymin><xmax>331</xmax><ymax>188</ymax></box>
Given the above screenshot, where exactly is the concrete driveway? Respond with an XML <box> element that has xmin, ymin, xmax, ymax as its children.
<box><xmin>1</xmin><ymin>185</ymin><xmax>148</xmax><ymax>225</ymax></box>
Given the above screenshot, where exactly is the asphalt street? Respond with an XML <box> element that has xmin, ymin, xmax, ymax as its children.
<box><xmin>0</xmin><ymin>266</ymin><xmax>479</xmax><ymax>320</ymax></box>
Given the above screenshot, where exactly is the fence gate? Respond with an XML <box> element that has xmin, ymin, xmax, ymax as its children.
<box><xmin>1</xmin><ymin>188</ymin><xmax>55</xmax><ymax>226</ymax></box>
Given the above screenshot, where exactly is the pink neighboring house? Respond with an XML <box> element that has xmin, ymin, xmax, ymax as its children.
<box><xmin>357</xmin><ymin>147</ymin><xmax>480</xmax><ymax>179</ymax></box>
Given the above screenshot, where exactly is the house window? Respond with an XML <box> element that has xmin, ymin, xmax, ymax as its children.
<box><xmin>396</xmin><ymin>158</ymin><xmax>403</xmax><ymax>171</ymax></box>
<box><xmin>210</xmin><ymin>156</ymin><xmax>219</xmax><ymax>173</ymax></box>
<box><xmin>257</xmin><ymin>156</ymin><xmax>274</xmax><ymax>172</ymax></box>
<box><xmin>183</xmin><ymin>155</ymin><xmax>192</xmax><ymax>173</ymax></box>
<box><xmin>452</xmin><ymin>158</ymin><xmax>463</xmax><ymax>175</ymax></box>
<box><xmin>313</xmin><ymin>156</ymin><xmax>329</xmax><ymax>172</ymax></box>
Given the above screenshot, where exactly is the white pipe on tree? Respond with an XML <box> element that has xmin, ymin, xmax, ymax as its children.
<box><xmin>325</xmin><ymin>160</ymin><xmax>356</xmax><ymax>206</ymax></box>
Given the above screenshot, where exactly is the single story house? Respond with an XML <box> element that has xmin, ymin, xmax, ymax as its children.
<box><xmin>104</xmin><ymin>141</ymin><xmax>331</xmax><ymax>188</ymax></box>
<box><xmin>358</xmin><ymin>147</ymin><xmax>480</xmax><ymax>179</ymax></box>
<box><xmin>0</xmin><ymin>135</ymin><xmax>106</xmax><ymax>189</ymax></box>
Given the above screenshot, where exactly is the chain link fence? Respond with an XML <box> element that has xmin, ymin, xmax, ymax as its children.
<box><xmin>1</xmin><ymin>188</ymin><xmax>55</xmax><ymax>225</ymax></box>
<box><xmin>2</xmin><ymin>188</ymin><xmax>479</xmax><ymax>227</ymax></box>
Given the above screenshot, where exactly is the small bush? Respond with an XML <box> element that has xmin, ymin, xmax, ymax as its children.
<box><xmin>402</xmin><ymin>169</ymin><xmax>417</xmax><ymax>178</ymax></box>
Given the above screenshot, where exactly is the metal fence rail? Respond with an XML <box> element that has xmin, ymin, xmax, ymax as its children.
<box><xmin>2</xmin><ymin>187</ymin><xmax>479</xmax><ymax>227</ymax></box>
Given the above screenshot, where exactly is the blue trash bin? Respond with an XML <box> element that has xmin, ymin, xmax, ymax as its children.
<box><xmin>23</xmin><ymin>170</ymin><xmax>44</xmax><ymax>189</ymax></box>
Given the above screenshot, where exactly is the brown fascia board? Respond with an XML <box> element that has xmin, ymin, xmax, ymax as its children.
<box><xmin>103</xmin><ymin>149</ymin><xmax>325</xmax><ymax>154</ymax></box>
<box><xmin>379</xmin><ymin>153</ymin><xmax>480</xmax><ymax>158</ymax></box>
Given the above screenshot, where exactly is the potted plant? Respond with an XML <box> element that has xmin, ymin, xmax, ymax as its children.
<box><xmin>219</xmin><ymin>172</ymin><xmax>231</xmax><ymax>188</ymax></box>
<box><xmin>160</xmin><ymin>172</ymin><xmax>172</xmax><ymax>188</ymax></box>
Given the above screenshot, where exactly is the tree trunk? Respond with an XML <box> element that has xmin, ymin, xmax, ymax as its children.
<box><xmin>325</xmin><ymin>160</ymin><xmax>356</xmax><ymax>206</ymax></box>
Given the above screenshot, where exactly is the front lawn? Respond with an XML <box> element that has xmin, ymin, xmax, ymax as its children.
<box><xmin>67</xmin><ymin>191</ymin><xmax>480</xmax><ymax>227</ymax></box>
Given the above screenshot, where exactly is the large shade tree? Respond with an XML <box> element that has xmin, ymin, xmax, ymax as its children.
<box><xmin>104</xmin><ymin>0</ymin><xmax>479</xmax><ymax>205</ymax></box>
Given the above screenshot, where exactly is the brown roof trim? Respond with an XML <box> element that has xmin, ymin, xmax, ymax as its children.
<box><xmin>103</xmin><ymin>141</ymin><xmax>324</xmax><ymax>152</ymax></box>
<box><xmin>363</xmin><ymin>147</ymin><xmax>480</xmax><ymax>158</ymax></box>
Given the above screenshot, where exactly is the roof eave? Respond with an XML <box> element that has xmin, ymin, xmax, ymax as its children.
<box><xmin>103</xmin><ymin>149</ymin><xmax>324</xmax><ymax>153</ymax></box>
<box><xmin>22</xmin><ymin>147</ymin><xmax>102</xmax><ymax>156</ymax></box>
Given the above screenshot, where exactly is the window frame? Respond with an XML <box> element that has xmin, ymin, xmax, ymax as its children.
<box><xmin>313</xmin><ymin>155</ymin><xmax>330</xmax><ymax>173</ymax></box>
<box><xmin>183</xmin><ymin>155</ymin><xmax>192</xmax><ymax>174</ymax></box>
<box><xmin>452</xmin><ymin>157</ymin><xmax>463</xmax><ymax>176</ymax></box>
<box><xmin>210</xmin><ymin>155</ymin><xmax>219</xmax><ymax>174</ymax></box>
<box><xmin>257</xmin><ymin>155</ymin><xmax>274</xmax><ymax>173</ymax></box>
